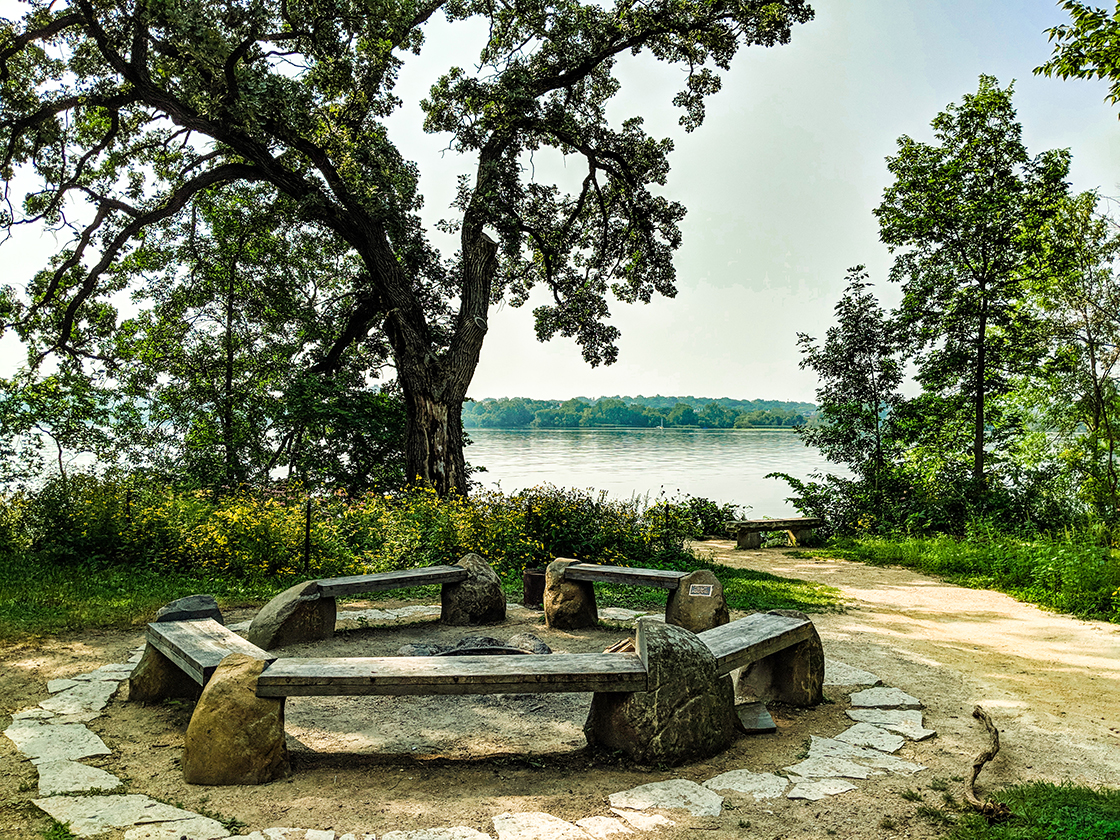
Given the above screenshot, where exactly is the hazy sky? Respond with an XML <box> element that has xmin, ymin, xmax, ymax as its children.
<box><xmin>2</xmin><ymin>1</ymin><xmax>1118</xmax><ymax>404</ymax></box>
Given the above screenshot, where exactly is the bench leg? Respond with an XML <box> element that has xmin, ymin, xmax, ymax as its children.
<box><xmin>128</xmin><ymin>643</ymin><xmax>202</xmax><ymax>704</ymax></box>
<box><xmin>183</xmin><ymin>653</ymin><xmax>289</xmax><ymax>785</ymax></box>
<box><xmin>544</xmin><ymin>558</ymin><xmax>598</xmax><ymax>629</ymax></box>
<box><xmin>737</xmin><ymin>610</ymin><xmax>824</xmax><ymax>706</ymax></box>
<box><xmin>788</xmin><ymin>528</ymin><xmax>814</xmax><ymax>547</ymax></box>
<box><xmin>736</xmin><ymin>530</ymin><xmax>762</xmax><ymax>550</ymax></box>
<box><xmin>247</xmin><ymin>580</ymin><xmax>336</xmax><ymax>650</ymax></box>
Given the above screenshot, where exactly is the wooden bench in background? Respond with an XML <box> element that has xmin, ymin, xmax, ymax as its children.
<box><xmin>726</xmin><ymin>517</ymin><xmax>825</xmax><ymax>550</ymax></box>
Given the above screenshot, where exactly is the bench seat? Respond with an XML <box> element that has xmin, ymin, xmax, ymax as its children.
<box><xmin>697</xmin><ymin>612</ymin><xmax>814</xmax><ymax>676</ymax></box>
<box><xmin>563</xmin><ymin>562</ymin><xmax>688</xmax><ymax>590</ymax></box>
<box><xmin>317</xmin><ymin>565</ymin><xmax>468</xmax><ymax>598</ymax></box>
<box><xmin>256</xmin><ymin>652</ymin><xmax>647</xmax><ymax>697</ymax></box>
<box><xmin>725</xmin><ymin>517</ymin><xmax>824</xmax><ymax>550</ymax></box>
<box><xmin>146</xmin><ymin>618</ymin><xmax>274</xmax><ymax>685</ymax></box>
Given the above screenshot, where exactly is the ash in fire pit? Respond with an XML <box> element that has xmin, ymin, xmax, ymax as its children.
<box><xmin>397</xmin><ymin>633</ymin><xmax>551</xmax><ymax>657</ymax></box>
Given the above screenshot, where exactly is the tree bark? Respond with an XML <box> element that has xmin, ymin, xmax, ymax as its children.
<box><xmin>973</xmin><ymin>297</ymin><xmax>988</xmax><ymax>489</ymax></box>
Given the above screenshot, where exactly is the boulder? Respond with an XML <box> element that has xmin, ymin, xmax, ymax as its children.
<box><xmin>440</xmin><ymin>553</ymin><xmax>506</xmax><ymax>625</ymax></box>
<box><xmin>737</xmin><ymin>609</ymin><xmax>824</xmax><ymax>706</ymax></box>
<box><xmin>543</xmin><ymin>558</ymin><xmax>598</xmax><ymax>630</ymax></box>
<box><xmin>664</xmin><ymin>569</ymin><xmax>729</xmax><ymax>632</ymax></box>
<box><xmin>128</xmin><ymin>644</ymin><xmax>201</xmax><ymax>704</ymax></box>
<box><xmin>155</xmin><ymin>594</ymin><xmax>223</xmax><ymax>625</ymax></box>
<box><xmin>182</xmin><ymin>653</ymin><xmax>289</xmax><ymax>785</ymax></box>
<box><xmin>507</xmin><ymin>632</ymin><xmax>551</xmax><ymax>655</ymax></box>
<box><xmin>584</xmin><ymin>618</ymin><xmax>737</xmax><ymax>765</ymax></box>
<box><xmin>246</xmin><ymin>580</ymin><xmax>335</xmax><ymax>650</ymax></box>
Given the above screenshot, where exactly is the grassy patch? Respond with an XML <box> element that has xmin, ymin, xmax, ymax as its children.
<box><xmin>823</xmin><ymin>534</ymin><xmax>1120</xmax><ymax>623</ymax></box>
<box><xmin>948</xmin><ymin>782</ymin><xmax>1120</xmax><ymax>840</ymax></box>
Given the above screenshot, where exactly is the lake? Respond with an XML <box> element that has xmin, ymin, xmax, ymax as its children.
<box><xmin>465</xmin><ymin>427</ymin><xmax>841</xmax><ymax>517</ymax></box>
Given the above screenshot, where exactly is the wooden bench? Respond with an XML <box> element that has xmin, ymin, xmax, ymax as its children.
<box><xmin>316</xmin><ymin>565</ymin><xmax>468</xmax><ymax>598</ymax></box>
<box><xmin>145</xmin><ymin>618</ymin><xmax>274</xmax><ymax>685</ymax></box>
<box><xmin>562</xmin><ymin>562</ymin><xmax>688</xmax><ymax>589</ymax></box>
<box><xmin>134</xmin><ymin>606</ymin><xmax>822</xmax><ymax>782</ymax></box>
<box><xmin>726</xmin><ymin>517</ymin><xmax>824</xmax><ymax>550</ymax></box>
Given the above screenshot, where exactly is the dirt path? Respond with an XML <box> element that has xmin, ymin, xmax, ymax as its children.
<box><xmin>1</xmin><ymin>548</ymin><xmax>1118</xmax><ymax>840</ymax></box>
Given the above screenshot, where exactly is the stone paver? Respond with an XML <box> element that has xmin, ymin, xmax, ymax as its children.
<box><xmin>823</xmin><ymin>660</ymin><xmax>881</xmax><ymax>686</ymax></box>
<box><xmin>39</xmin><ymin>680</ymin><xmax>117</xmax><ymax>715</ymax></box>
<box><xmin>845</xmin><ymin>708</ymin><xmax>936</xmax><ymax>741</ymax></box>
<box><xmin>608</xmin><ymin>779</ymin><xmax>723</xmax><ymax>817</ymax></box>
<box><xmin>47</xmin><ymin>678</ymin><xmax>81</xmax><ymax>693</ymax></box>
<box><xmin>493</xmin><ymin>811</ymin><xmax>591</xmax><ymax>840</ymax></box>
<box><xmin>610</xmin><ymin>810</ymin><xmax>675</xmax><ymax>830</ymax></box>
<box><xmin>33</xmin><ymin>794</ymin><xmax>215</xmax><ymax>838</ymax></box>
<box><xmin>702</xmin><ymin>770</ymin><xmax>788</xmax><ymax>799</ymax></box>
<box><xmin>382</xmin><ymin>829</ymin><xmax>491</xmax><ymax>840</ymax></box>
<box><xmin>598</xmin><ymin>608</ymin><xmax>647</xmax><ymax>621</ymax></box>
<box><xmin>35</xmin><ymin>759</ymin><xmax>121</xmax><ymax>796</ymax></box>
<box><xmin>785</xmin><ymin>755</ymin><xmax>880</xmax><ymax>780</ymax></box>
<box><xmin>849</xmin><ymin>687</ymin><xmax>922</xmax><ymax>709</ymax></box>
<box><xmin>807</xmin><ymin>736</ymin><xmax>925</xmax><ymax>775</ymax></box>
<box><xmin>4</xmin><ymin>720</ymin><xmax>111</xmax><ymax>762</ymax></box>
<box><xmin>835</xmin><ymin>722</ymin><xmax>905</xmax><ymax>753</ymax></box>
<box><xmin>786</xmin><ymin>779</ymin><xmax>858</xmax><ymax>801</ymax></box>
<box><xmin>575</xmin><ymin>815</ymin><xmax>633</xmax><ymax>838</ymax></box>
<box><xmin>123</xmin><ymin>815</ymin><xmax>229</xmax><ymax>840</ymax></box>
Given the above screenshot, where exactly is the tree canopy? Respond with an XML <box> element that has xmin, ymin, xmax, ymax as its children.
<box><xmin>0</xmin><ymin>0</ymin><xmax>815</xmax><ymax>495</ymax></box>
<box><xmin>1036</xmin><ymin>1</ymin><xmax>1120</xmax><ymax>116</ymax></box>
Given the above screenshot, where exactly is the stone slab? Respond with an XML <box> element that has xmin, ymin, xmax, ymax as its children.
<box><xmin>124</xmin><ymin>816</ymin><xmax>229</xmax><ymax>840</ymax></box>
<box><xmin>32</xmin><ymin>794</ymin><xmax>209</xmax><ymax>837</ymax></box>
<box><xmin>382</xmin><ymin>829</ymin><xmax>491</xmax><ymax>840</ymax></box>
<box><xmin>12</xmin><ymin>709</ymin><xmax>56</xmax><ymax>720</ymax></box>
<box><xmin>337</xmin><ymin>834</ymin><xmax>377</xmax><ymax>840</ymax></box>
<box><xmin>575</xmin><ymin>815</ymin><xmax>633</xmax><ymax>838</ymax></box>
<box><xmin>609</xmin><ymin>810</ymin><xmax>674</xmax><ymax>830</ymax></box>
<box><xmin>39</xmin><ymin>680</ymin><xmax>117</xmax><ymax>715</ymax></box>
<box><xmin>849</xmin><ymin>687</ymin><xmax>922</xmax><ymax>709</ymax></box>
<box><xmin>824</xmin><ymin>659</ymin><xmax>881</xmax><ymax>686</ymax></box>
<box><xmin>608</xmin><ymin>779</ymin><xmax>723</xmax><ymax>816</ymax></box>
<box><xmin>306</xmin><ymin>831</ymin><xmax>336</xmax><ymax>840</ymax></box>
<box><xmin>47</xmin><ymin>678</ymin><xmax>81</xmax><ymax>693</ymax></box>
<box><xmin>786</xmin><ymin>779</ymin><xmax>858</xmax><ymax>801</ymax></box>
<box><xmin>599</xmin><ymin>608</ymin><xmax>647</xmax><ymax>622</ymax></box>
<box><xmin>36</xmin><ymin>759</ymin><xmax>121</xmax><ymax>795</ymax></box>
<box><xmin>75</xmin><ymin>662</ymin><xmax>136</xmax><ymax>681</ymax></box>
<box><xmin>808</xmin><ymin>736</ymin><xmax>925</xmax><ymax>774</ymax></box>
<box><xmin>785</xmin><ymin>756</ymin><xmax>880</xmax><ymax>779</ymax></box>
<box><xmin>493</xmin><ymin>812</ymin><xmax>591</xmax><ymax>840</ymax></box>
<box><xmin>836</xmin><ymin>722</ymin><xmax>905</xmax><ymax>753</ymax></box>
<box><xmin>702</xmin><ymin>770</ymin><xmax>788</xmax><ymax>799</ymax></box>
<box><xmin>735</xmin><ymin>701</ymin><xmax>777</xmax><ymax>733</ymax></box>
<box><xmin>5</xmin><ymin>721</ymin><xmax>111</xmax><ymax>762</ymax></box>
<box><xmin>845</xmin><ymin>708</ymin><xmax>936</xmax><ymax>740</ymax></box>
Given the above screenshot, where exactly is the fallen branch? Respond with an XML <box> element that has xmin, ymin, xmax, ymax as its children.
<box><xmin>964</xmin><ymin>705</ymin><xmax>1013</xmax><ymax>823</ymax></box>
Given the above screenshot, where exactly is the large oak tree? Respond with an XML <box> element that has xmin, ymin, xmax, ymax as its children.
<box><xmin>0</xmin><ymin>0</ymin><xmax>813</xmax><ymax>495</ymax></box>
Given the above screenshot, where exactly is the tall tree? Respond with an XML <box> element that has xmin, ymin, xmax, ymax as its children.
<box><xmin>874</xmin><ymin>76</ymin><xmax>1071</xmax><ymax>493</ymax></box>
<box><xmin>1036</xmin><ymin>1</ymin><xmax>1120</xmax><ymax>116</ymax></box>
<box><xmin>0</xmin><ymin>0</ymin><xmax>814</xmax><ymax>496</ymax></box>
<box><xmin>795</xmin><ymin>266</ymin><xmax>904</xmax><ymax>496</ymax></box>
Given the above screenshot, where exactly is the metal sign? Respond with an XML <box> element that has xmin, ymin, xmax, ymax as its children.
<box><xmin>688</xmin><ymin>584</ymin><xmax>714</xmax><ymax>597</ymax></box>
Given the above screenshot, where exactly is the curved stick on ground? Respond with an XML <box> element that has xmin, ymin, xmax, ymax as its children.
<box><xmin>964</xmin><ymin>705</ymin><xmax>1013</xmax><ymax>823</ymax></box>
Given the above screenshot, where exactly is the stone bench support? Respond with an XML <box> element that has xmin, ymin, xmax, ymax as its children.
<box><xmin>726</xmin><ymin>517</ymin><xmax>825</xmax><ymax>550</ymax></box>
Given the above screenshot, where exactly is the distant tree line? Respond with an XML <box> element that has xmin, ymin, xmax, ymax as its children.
<box><xmin>462</xmin><ymin>396</ymin><xmax>814</xmax><ymax>429</ymax></box>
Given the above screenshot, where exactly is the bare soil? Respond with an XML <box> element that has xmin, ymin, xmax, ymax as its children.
<box><xmin>2</xmin><ymin>542</ymin><xmax>1118</xmax><ymax>840</ymax></box>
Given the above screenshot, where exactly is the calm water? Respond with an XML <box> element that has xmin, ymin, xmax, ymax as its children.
<box><xmin>466</xmin><ymin>428</ymin><xmax>839</xmax><ymax>517</ymax></box>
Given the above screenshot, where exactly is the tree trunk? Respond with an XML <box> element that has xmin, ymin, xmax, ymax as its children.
<box><xmin>401</xmin><ymin>386</ymin><xmax>470</xmax><ymax>496</ymax></box>
<box><xmin>973</xmin><ymin>299</ymin><xmax>988</xmax><ymax>489</ymax></box>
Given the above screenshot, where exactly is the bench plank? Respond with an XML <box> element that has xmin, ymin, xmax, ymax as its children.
<box><xmin>697</xmin><ymin>613</ymin><xmax>813</xmax><ymax>676</ymax></box>
<box><xmin>257</xmin><ymin>653</ymin><xmax>648</xmax><ymax>697</ymax></box>
<box><xmin>564</xmin><ymin>563</ymin><xmax>687</xmax><ymax>590</ymax></box>
<box><xmin>318</xmin><ymin>565</ymin><xmax>468</xmax><ymax>598</ymax></box>
<box><xmin>725</xmin><ymin>518</ymin><xmax>824</xmax><ymax>533</ymax></box>
<box><xmin>146</xmin><ymin>619</ymin><xmax>274</xmax><ymax>685</ymax></box>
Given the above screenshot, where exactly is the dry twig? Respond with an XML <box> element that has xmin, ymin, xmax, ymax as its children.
<box><xmin>963</xmin><ymin>705</ymin><xmax>1013</xmax><ymax>823</ymax></box>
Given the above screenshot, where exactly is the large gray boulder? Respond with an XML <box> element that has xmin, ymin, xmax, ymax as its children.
<box><xmin>246</xmin><ymin>579</ymin><xmax>335</xmax><ymax>650</ymax></box>
<box><xmin>737</xmin><ymin>609</ymin><xmax>825</xmax><ymax>706</ymax></box>
<box><xmin>440</xmin><ymin>553</ymin><xmax>506</xmax><ymax>625</ymax></box>
<box><xmin>155</xmin><ymin>594</ymin><xmax>223</xmax><ymax>625</ymax></box>
<box><xmin>584</xmin><ymin>618</ymin><xmax>737</xmax><ymax>765</ymax></box>
<box><xmin>182</xmin><ymin>653</ymin><xmax>289</xmax><ymax>785</ymax></box>
<box><xmin>543</xmin><ymin>558</ymin><xmax>598</xmax><ymax>629</ymax></box>
<box><xmin>128</xmin><ymin>644</ymin><xmax>201</xmax><ymax>704</ymax></box>
<box><xmin>665</xmin><ymin>569</ymin><xmax>729</xmax><ymax>632</ymax></box>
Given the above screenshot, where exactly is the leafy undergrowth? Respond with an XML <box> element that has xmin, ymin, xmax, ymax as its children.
<box><xmin>948</xmin><ymin>782</ymin><xmax>1120</xmax><ymax>840</ymax></box>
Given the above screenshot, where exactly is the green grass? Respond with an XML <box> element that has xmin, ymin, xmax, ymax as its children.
<box><xmin>947</xmin><ymin>782</ymin><xmax>1120</xmax><ymax>840</ymax></box>
<box><xmin>0</xmin><ymin>552</ymin><xmax>839</xmax><ymax>640</ymax></box>
<box><xmin>823</xmin><ymin>534</ymin><xmax>1120</xmax><ymax>623</ymax></box>
<box><xmin>0</xmin><ymin>553</ymin><xmax>289</xmax><ymax>641</ymax></box>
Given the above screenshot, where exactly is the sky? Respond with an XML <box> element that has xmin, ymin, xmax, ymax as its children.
<box><xmin>2</xmin><ymin>1</ymin><xmax>1118</xmax><ymax>405</ymax></box>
